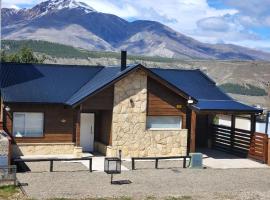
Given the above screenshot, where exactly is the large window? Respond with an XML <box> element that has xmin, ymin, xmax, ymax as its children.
<box><xmin>147</xmin><ymin>116</ymin><xmax>182</xmax><ymax>129</ymax></box>
<box><xmin>13</xmin><ymin>112</ymin><xmax>44</xmax><ymax>137</ymax></box>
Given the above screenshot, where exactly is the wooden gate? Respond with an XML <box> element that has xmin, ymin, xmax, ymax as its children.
<box><xmin>212</xmin><ymin>124</ymin><xmax>269</xmax><ymax>162</ymax></box>
<box><xmin>212</xmin><ymin>124</ymin><xmax>252</xmax><ymax>157</ymax></box>
<box><xmin>248</xmin><ymin>132</ymin><xmax>268</xmax><ymax>163</ymax></box>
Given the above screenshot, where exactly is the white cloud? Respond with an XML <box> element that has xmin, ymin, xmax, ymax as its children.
<box><xmin>197</xmin><ymin>17</ymin><xmax>230</xmax><ymax>32</ymax></box>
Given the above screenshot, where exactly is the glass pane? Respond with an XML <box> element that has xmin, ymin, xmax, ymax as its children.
<box><xmin>147</xmin><ymin>116</ymin><xmax>182</xmax><ymax>129</ymax></box>
<box><xmin>25</xmin><ymin>113</ymin><xmax>44</xmax><ymax>137</ymax></box>
<box><xmin>13</xmin><ymin>113</ymin><xmax>25</xmax><ymax>137</ymax></box>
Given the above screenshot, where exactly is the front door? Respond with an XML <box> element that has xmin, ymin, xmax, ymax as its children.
<box><xmin>80</xmin><ymin>113</ymin><xmax>95</xmax><ymax>152</ymax></box>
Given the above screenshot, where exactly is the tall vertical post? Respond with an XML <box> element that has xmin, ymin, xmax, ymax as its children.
<box><xmin>231</xmin><ymin>115</ymin><xmax>236</xmax><ymax>151</ymax></box>
<box><xmin>190</xmin><ymin>110</ymin><xmax>197</xmax><ymax>153</ymax></box>
<box><xmin>75</xmin><ymin>107</ymin><xmax>81</xmax><ymax>146</ymax></box>
<box><xmin>250</xmin><ymin>114</ymin><xmax>256</xmax><ymax>135</ymax></box>
<box><xmin>265</xmin><ymin>112</ymin><xmax>269</xmax><ymax>134</ymax></box>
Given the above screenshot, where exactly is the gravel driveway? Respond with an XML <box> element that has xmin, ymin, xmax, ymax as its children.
<box><xmin>16</xmin><ymin>160</ymin><xmax>270</xmax><ymax>200</ymax></box>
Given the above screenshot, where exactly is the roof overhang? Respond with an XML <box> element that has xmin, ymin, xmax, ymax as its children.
<box><xmin>190</xmin><ymin>100</ymin><xmax>263</xmax><ymax>114</ymax></box>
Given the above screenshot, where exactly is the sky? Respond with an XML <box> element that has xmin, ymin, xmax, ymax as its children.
<box><xmin>2</xmin><ymin>0</ymin><xmax>270</xmax><ymax>52</ymax></box>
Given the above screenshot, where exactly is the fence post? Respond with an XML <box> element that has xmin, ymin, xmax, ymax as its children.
<box><xmin>183</xmin><ymin>157</ymin><xmax>186</xmax><ymax>168</ymax></box>
<box><xmin>231</xmin><ymin>115</ymin><xmax>236</xmax><ymax>152</ymax></box>
<box><xmin>132</xmin><ymin>158</ymin><xmax>135</xmax><ymax>170</ymax></box>
<box><xmin>155</xmin><ymin>158</ymin><xmax>158</xmax><ymax>169</ymax></box>
<box><xmin>267</xmin><ymin>138</ymin><xmax>270</xmax><ymax>165</ymax></box>
<box><xmin>50</xmin><ymin>160</ymin><xmax>53</xmax><ymax>172</ymax></box>
<box><xmin>89</xmin><ymin>159</ymin><xmax>92</xmax><ymax>172</ymax></box>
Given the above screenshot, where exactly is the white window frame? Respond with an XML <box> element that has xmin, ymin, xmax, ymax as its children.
<box><xmin>146</xmin><ymin>116</ymin><xmax>182</xmax><ymax>130</ymax></box>
<box><xmin>13</xmin><ymin>112</ymin><xmax>44</xmax><ymax>138</ymax></box>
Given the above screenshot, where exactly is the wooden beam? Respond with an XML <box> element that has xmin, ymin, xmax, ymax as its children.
<box><xmin>74</xmin><ymin>107</ymin><xmax>81</xmax><ymax>146</ymax></box>
<box><xmin>267</xmin><ymin>138</ymin><xmax>270</xmax><ymax>165</ymax></box>
<box><xmin>250</xmin><ymin>114</ymin><xmax>256</xmax><ymax>134</ymax></box>
<box><xmin>231</xmin><ymin>115</ymin><xmax>236</xmax><ymax>151</ymax></box>
<box><xmin>190</xmin><ymin>110</ymin><xmax>196</xmax><ymax>153</ymax></box>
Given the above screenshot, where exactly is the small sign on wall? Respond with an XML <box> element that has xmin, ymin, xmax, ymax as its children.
<box><xmin>176</xmin><ymin>105</ymin><xmax>182</xmax><ymax>109</ymax></box>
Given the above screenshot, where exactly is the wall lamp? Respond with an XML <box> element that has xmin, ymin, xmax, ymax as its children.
<box><xmin>187</xmin><ymin>97</ymin><xmax>194</xmax><ymax>104</ymax></box>
<box><xmin>5</xmin><ymin>106</ymin><xmax>10</xmax><ymax>112</ymax></box>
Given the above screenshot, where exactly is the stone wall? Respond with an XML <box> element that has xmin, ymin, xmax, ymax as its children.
<box><xmin>109</xmin><ymin>69</ymin><xmax>188</xmax><ymax>157</ymax></box>
<box><xmin>12</xmin><ymin>143</ymin><xmax>76</xmax><ymax>158</ymax></box>
<box><xmin>0</xmin><ymin>131</ymin><xmax>10</xmax><ymax>166</ymax></box>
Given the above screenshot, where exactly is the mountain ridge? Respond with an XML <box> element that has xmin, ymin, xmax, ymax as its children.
<box><xmin>2</xmin><ymin>0</ymin><xmax>270</xmax><ymax>60</ymax></box>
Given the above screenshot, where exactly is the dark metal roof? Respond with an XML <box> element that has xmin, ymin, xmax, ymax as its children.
<box><xmin>149</xmin><ymin>68</ymin><xmax>232</xmax><ymax>101</ymax></box>
<box><xmin>191</xmin><ymin>100</ymin><xmax>262</xmax><ymax>113</ymax></box>
<box><xmin>149</xmin><ymin>68</ymin><xmax>261</xmax><ymax>113</ymax></box>
<box><xmin>66</xmin><ymin>64</ymin><xmax>139</xmax><ymax>105</ymax></box>
<box><xmin>0</xmin><ymin>63</ymin><xmax>261</xmax><ymax>113</ymax></box>
<box><xmin>0</xmin><ymin>63</ymin><xmax>103</xmax><ymax>103</ymax></box>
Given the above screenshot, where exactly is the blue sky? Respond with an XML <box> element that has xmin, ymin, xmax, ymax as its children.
<box><xmin>2</xmin><ymin>0</ymin><xmax>270</xmax><ymax>52</ymax></box>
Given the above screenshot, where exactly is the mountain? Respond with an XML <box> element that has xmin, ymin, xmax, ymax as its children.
<box><xmin>2</xmin><ymin>0</ymin><xmax>270</xmax><ymax>60</ymax></box>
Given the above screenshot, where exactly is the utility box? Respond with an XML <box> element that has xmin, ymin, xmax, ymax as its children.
<box><xmin>189</xmin><ymin>153</ymin><xmax>203</xmax><ymax>169</ymax></box>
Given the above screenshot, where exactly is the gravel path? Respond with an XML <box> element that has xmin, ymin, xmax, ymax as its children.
<box><xmin>17</xmin><ymin>160</ymin><xmax>270</xmax><ymax>200</ymax></box>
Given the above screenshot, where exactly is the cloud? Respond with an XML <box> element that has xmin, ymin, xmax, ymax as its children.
<box><xmin>197</xmin><ymin>17</ymin><xmax>230</xmax><ymax>32</ymax></box>
<box><xmin>220</xmin><ymin>0</ymin><xmax>270</xmax><ymax>28</ymax></box>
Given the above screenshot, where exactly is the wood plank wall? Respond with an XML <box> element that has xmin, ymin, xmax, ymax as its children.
<box><xmin>147</xmin><ymin>77</ymin><xmax>187</xmax><ymax>128</ymax></box>
<box><xmin>82</xmin><ymin>86</ymin><xmax>114</xmax><ymax>110</ymax></box>
<box><xmin>3</xmin><ymin>104</ymin><xmax>74</xmax><ymax>143</ymax></box>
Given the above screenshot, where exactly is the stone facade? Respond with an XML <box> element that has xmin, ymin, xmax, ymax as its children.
<box><xmin>12</xmin><ymin>143</ymin><xmax>76</xmax><ymax>158</ymax></box>
<box><xmin>108</xmin><ymin>69</ymin><xmax>188</xmax><ymax>157</ymax></box>
<box><xmin>0</xmin><ymin>131</ymin><xmax>10</xmax><ymax>165</ymax></box>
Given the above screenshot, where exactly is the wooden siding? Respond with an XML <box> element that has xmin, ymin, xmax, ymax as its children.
<box><xmin>147</xmin><ymin>77</ymin><xmax>187</xmax><ymax>128</ymax></box>
<box><xmin>3</xmin><ymin>104</ymin><xmax>74</xmax><ymax>143</ymax></box>
<box><xmin>81</xmin><ymin>86</ymin><xmax>114</xmax><ymax>111</ymax></box>
<box><xmin>95</xmin><ymin>110</ymin><xmax>113</xmax><ymax>145</ymax></box>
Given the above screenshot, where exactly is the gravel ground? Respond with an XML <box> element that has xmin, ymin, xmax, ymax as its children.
<box><xmin>16</xmin><ymin>160</ymin><xmax>270</xmax><ymax>200</ymax></box>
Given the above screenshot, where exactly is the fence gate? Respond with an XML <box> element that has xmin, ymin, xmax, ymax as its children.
<box><xmin>211</xmin><ymin>124</ymin><xmax>252</xmax><ymax>157</ymax></box>
<box><xmin>248</xmin><ymin>132</ymin><xmax>268</xmax><ymax>163</ymax></box>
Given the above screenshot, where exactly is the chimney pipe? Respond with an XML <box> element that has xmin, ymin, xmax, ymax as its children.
<box><xmin>121</xmin><ymin>50</ymin><xmax>127</xmax><ymax>71</ymax></box>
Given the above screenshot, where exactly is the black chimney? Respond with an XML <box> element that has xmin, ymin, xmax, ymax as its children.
<box><xmin>121</xmin><ymin>50</ymin><xmax>127</xmax><ymax>71</ymax></box>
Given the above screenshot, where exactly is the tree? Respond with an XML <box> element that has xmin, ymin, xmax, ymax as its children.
<box><xmin>1</xmin><ymin>47</ymin><xmax>45</xmax><ymax>63</ymax></box>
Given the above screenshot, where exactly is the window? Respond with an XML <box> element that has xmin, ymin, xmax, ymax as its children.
<box><xmin>13</xmin><ymin>112</ymin><xmax>44</xmax><ymax>137</ymax></box>
<box><xmin>147</xmin><ymin>116</ymin><xmax>182</xmax><ymax>129</ymax></box>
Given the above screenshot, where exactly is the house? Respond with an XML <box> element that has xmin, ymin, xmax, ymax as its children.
<box><xmin>0</xmin><ymin>53</ymin><xmax>262</xmax><ymax>158</ymax></box>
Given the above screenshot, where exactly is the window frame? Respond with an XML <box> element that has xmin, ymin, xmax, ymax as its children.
<box><xmin>146</xmin><ymin>115</ymin><xmax>183</xmax><ymax>130</ymax></box>
<box><xmin>12</xmin><ymin>112</ymin><xmax>45</xmax><ymax>138</ymax></box>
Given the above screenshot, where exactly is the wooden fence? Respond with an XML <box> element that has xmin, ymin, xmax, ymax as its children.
<box><xmin>248</xmin><ymin>132</ymin><xmax>268</xmax><ymax>163</ymax></box>
<box><xmin>212</xmin><ymin>124</ymin><xmax>252</xmax><ymax>157</ymax></box>
<box><xmin>211</xmin><ymin>124</ymin><xmax>268</xmax><ymax>163</ymax></box>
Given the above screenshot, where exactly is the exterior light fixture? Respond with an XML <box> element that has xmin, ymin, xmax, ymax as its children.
<box><xmin>5</xmin><ymin>106</ymin><xmax>10</xmax><ymax>112</ymax></box>
<box><xmin>187</xmin><ymin>97</ymin><xmax>194</xmax><ymax>104</ymax></box>
<box><xmin>61</xmin><ymin>119</ymin><xmax>67</xmax><ymax>123</ymax></box>
<box><xmin>104</xmin><ymin>150</ymin><xmax>122</xmax><ymax>184</ymax></box>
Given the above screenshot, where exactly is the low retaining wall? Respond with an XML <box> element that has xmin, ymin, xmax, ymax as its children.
<box><xmin>0</xmin><ymin>131</ymin><xmax>11</xmax><ymax>166</ymax></box>
<box><xmin>94</xmin><ymin>141</ymin><xmax>113</xmax><ymax>155</ymax></box>
<box><xmin>12</xmin><ymin>143</ymin><xmax>76</xmax><ymax>158</ymax></box>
